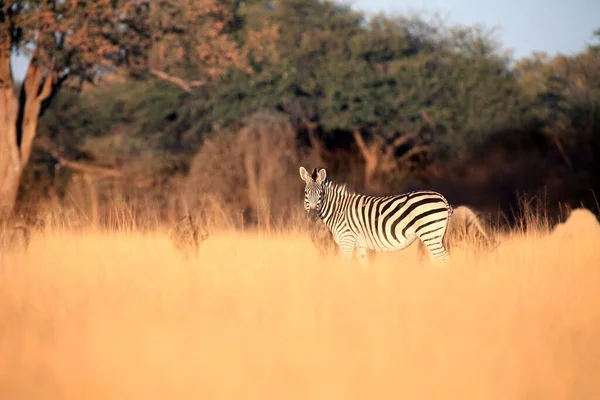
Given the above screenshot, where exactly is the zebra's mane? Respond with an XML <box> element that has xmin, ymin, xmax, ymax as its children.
<box><xmin>323</xmin><ymin>179</ymin><xmax>353</xmax><ymax>195</ymax></box>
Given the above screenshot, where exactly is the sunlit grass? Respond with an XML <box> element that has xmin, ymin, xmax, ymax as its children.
<box><xmin>1</xmin><ymin>219</ymin><xmax>599</xmax><ymax>399</ymax></box>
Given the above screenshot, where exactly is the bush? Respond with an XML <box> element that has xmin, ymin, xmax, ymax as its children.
<box><xmin>184</xmin><ymin>110</ymin><xmax>322</xmax><ymax>230</ymax></box>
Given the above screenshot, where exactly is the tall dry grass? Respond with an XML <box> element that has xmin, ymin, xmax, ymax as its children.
<box><xmin>1</xmin><ymin>214</ymin><xmax>600</xmax><ymax>400</ymax></box>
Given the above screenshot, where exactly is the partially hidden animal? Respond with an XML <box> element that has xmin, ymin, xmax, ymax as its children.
<box><xmin>169</xmin><ymin>213</ymin><xmax>209</xmax><ymax>258</ymax></box>
<box><xmin>417</xmin><ymin>205</ymin><xmax>499</xmax><ymax>261</ymax></box>
<box><xmin>306</xmin><ymin>213</ymin><xmax>376</xmax><ymax>262</ymax></box>
<box><xmin>0</xmin><ymin>225</ymin><xmax>31</xmax><ymax>253</ymax></box>
<box><xmin>299</xmin><ymin>166</ymin><xmax>453</xmax><ymax>264</ymax></box>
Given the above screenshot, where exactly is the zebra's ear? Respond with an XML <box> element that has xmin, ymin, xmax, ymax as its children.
<box><xmin>299</xmin><ymin>166</ymin><xmax>310</xmax><ymax>181</ymax></box>
<box><xmin>316</xmin><ymin>168</ymin><xmax>327</xmax><ymax>183</ymax></box>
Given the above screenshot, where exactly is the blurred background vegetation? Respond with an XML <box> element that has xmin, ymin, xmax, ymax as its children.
<box><xmin>2</xmin><ymin>0</ymin><xmax>599</xmax><ymax>230</ymax></box>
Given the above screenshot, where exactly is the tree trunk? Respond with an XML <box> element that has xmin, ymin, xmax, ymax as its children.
<box><xmin>0</xmin><ymin>43</ymin><xmax>54</xmax><ymax>217</ymax></box>
<box><xmin>0</xmin><ymin>141</ymin><xmax>23</xmax><ymax>218</ymax></box>
<box><xmin>0</xmin><ymin>50</ymin><xmax>22</xmax><ymax>218</ymax></box>
<box><xmin>363</xmin><ymin>157</ymin><xmax>379</xmax><ymax>192</ymax></box>
<box><xmin>352</xmin><ymin>129</ymin><xmax>381</xmax><ymax>193</ymax></box>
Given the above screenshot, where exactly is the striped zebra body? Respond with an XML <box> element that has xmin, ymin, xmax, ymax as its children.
<box><xmin>306</xmin><ymin>213</ymin><xmax>377</xmax><ymax>261</ymax></box>
<box><xmin>299</xmin><ymin>166</ymin><xmax>453</xmax><ymax>264</ymax></box>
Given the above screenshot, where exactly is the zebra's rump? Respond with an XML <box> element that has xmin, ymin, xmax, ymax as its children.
<box><xmin>416</xmin><ymin>205</ymin><xmax>499</xmax><ymax>261</ymax></box>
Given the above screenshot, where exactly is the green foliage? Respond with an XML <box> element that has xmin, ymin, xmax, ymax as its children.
<box><xmin>36</xmin><ymin>78</ymin><xmax>215</xmax><ymax>198</ymax></box>
<box><xmin>205</xmin><ymin>1</ymin><xmax>528</xmax><ymax>161</ymax></box>
<box><xmin>35</xmin><ymin>5</ymin><xmax>600</xmax><ymax>200</ymax></box>
<box><xmin>515</xmin><ymin>30</ymin><xmax>600</xmax><ymax>150</ymax></box>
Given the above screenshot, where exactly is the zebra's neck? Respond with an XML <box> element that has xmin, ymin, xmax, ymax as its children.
<box><xmin>319</xmin><ymin>180</ymin><xmax>354</xmax><ymax>225</ymax></box>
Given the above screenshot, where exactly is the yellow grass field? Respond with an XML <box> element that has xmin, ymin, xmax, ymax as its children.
<box><xmin>1</xmin><ymin>224</ymin><xmax>600</xmax><ymax>400</ymax></box>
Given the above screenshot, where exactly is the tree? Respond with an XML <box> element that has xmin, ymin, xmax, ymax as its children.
<box><xmin>352</xmin><ymin>128</ymin><xmax>431</xmax><ymax>192</ymax></box>
<box><xmin>0</xmin><ymin>0</ymin><xmax>140</xmax><ymax>216</ymax></box>
<box><xmin>0</xmin><ymin>0</ymin><xmax>261</xmax><ymax>216</ymax></box>
<box><xmin>515</xmin><ymin>27</ymin><xmax>600</xmax><ymax>164</ymax></box>
<box><xmin>140</xmin><ymin>0</ymin><xmax>240</xmax><ymax>91</ymax></box>
<box><xmin>208</xmin><ymin>0</ymin><xmax>367</xmax><ymax>127</ymax></box>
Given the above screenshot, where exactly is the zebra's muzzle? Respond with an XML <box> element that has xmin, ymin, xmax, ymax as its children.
<box><xmin>307</xmin><ymin>208</ymin><xmax>319</xmax><ymax>220</ymax></box>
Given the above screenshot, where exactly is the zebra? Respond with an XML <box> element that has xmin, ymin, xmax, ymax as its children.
<box><xmin>299</xmin><ymin>166</ymin><xmax>453</xmax><ymax>264</ymax></box>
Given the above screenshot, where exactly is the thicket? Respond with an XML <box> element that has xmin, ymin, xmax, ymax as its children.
<box><xmin>10</xmin><ymin>1</ymin><xmax>600</xmax><ymax>230</ymax></box>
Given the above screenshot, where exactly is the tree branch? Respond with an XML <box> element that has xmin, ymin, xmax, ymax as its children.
<box><xmin>353</xmin><ymin>129</ymin><xmax>385</xmax><ymax>191</ymax></box>
<box><xmin>39</xmin><ymin>71</ymin><xmax>70</xmax><ymax>118</ymax></box>
<box><xmin>149</xmin><ymin>68</ymin><xmax>205</xmax><ymax>93</ymax></box>
<box><xmin>23</xmin><ymin>61</ymin><xmax>44</xmax><ymax>99</ymax></box>
<box><xmin>352</xmin><ymin>129</ymin><xmax>378</xmax><ymax>164</ymax></box>
<box><xmin>19</xmin><ymin>60</ymin><xmax>50</xmax><ymax>163</ymax></box>
<box><xmin>36</xmin><ymin>71</ymin><xmax>55</xmax><ymax>102</ymax></box>
<box><xmin>305</xmin><ymin>122</ymin><xmax>331</xmax><ymax>158</ymax></box>
<box><xmin>56</xmin><ymin>157</ymin><xmax>122</xmax><ymax>178</ymax></box>
<box><xmin>549</xmin><ymin>135</ymin><xmax>573</xmax><ymax>169</ymax></box>
<box><xmin>36</xmin><ymin>138</ymin><xmax>122</xmax><ymax>178</ymax></box>
<box><xmin>391</xmin><ymin>131</ymin><xmax>417</xmax><ymax>149</ymax></box>
<box><xmin>421</xmin><ymin>110</ymin><xmax>432</xmax><ymax>125</ymax></box>
<box><xmin>396</xmin><ymin>145</ymin><xmax>433</xmax><ymax>164</ymax></box>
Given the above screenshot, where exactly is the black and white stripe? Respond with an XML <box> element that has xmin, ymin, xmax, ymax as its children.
<box><xmin>299</xmin><ymin>166</ymin><xmax>453</xmax><ymax>264</ymax></box>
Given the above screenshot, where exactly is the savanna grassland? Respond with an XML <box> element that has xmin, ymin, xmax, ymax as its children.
<box><xmin>2</xmin><ymin>1</ymin><xmax>599</xmax><ymax>398</ymax></box>
<box><xmin>1</xmin><ymin>217</ymin><xmax>600</xmax><ymax>400</ymax></box>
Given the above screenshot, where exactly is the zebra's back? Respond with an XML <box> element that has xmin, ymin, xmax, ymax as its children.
<box><xmin>346</xmin><ymin>190</ymin><xmax>452</xmax><ymax>255</ymax></box>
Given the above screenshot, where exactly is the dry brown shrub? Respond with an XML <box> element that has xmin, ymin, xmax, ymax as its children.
<box><xmin>552</xmin><ymin>207</ymin><xmax>600</xmax><ymax>239</ymax></box>
<box><xmin>185</xmin><ymin>110</ymin><xmax>322</xmax><ymax>230</ymax></box>
<box><xmin>168</xmin><ymin>212</ymin><xmax>210</xmax><ymax>258</ymax></box>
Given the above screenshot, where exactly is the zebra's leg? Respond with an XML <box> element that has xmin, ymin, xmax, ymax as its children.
<box><xmin>338</xmin><ymin>236</ymin><xmax>357</xmax><ymax>262</ymax></box>
<box><xmin>427</xmin><ymin>239</ymin><xmax>450</xmax><ymax>264</ymax></box>
<box><xmin>418</xmin><ymin>232</ymin><xmax>451</xmax><ymax>265</ymax></box>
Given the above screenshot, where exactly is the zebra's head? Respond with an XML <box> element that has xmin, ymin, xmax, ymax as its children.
<box><xmin>299</xmin><ymin>166</ymin><xmax>327</xmax><ymax>215</ymax></box>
